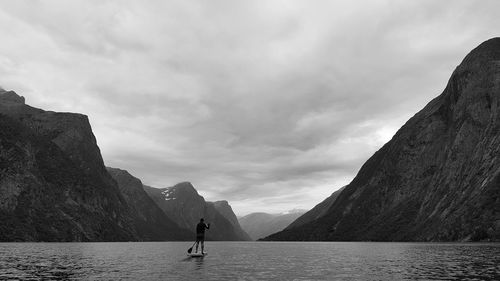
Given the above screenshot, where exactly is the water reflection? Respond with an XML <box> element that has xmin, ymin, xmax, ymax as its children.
<box><xmin>194</xmin><ymin>256</ymin><xmax>205</xmax><ymax>271</ymax></box>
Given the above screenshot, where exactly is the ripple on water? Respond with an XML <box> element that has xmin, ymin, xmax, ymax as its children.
<box><xmin>0</xmin><ymin>242</ymin><xmax>499</xmax><ymax>280</ymax></box>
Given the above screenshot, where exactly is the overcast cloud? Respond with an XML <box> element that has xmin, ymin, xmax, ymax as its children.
<box><xmin>0</xmin><ymin>0</ymin><xmax>499</xmax><ymax>215</ymax></box>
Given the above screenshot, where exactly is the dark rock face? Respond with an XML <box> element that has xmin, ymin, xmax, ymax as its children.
<box><xmin>106</xmin><ymin>167</ymin><xmax>193</xmax><ymax>240</ymax></box>
<box><xmin>0</xmin><ymin>90</ymin><xmax>25</xmax><ymax>105</ymax></box>
<box><xmin>211</xmin><ymin>200</ymin><xmax>238</xmax><ymax>226</ymax></box>
<box><xmin>0</xmin><ymin>92</ymin><xmax>192</xmax><ymax>241</ymax></box>
<box><xmin>265</xmin><ymin>38</ymin><xmax>500</xmax><ymax>242</ymax></box>
<box><xmin>210</xmin><ymin>200</ymin><xmax>251</xmax><ymax>241</ymax></box>
<box><xmin>240</xmin><ymin>210</ymin><xmax>305</xmax><ymax>240</ymax></box>
<box><xmin>143</xmin><ymin>182</ymin><xmax>205</xmax><ymax>230</ymax></box>
<box><xmin>0</xmin><ymin>92</ymin><xmax>137</xmax><ymax>241</ymax></box>
<box><xmin>286</xmin><ymin>187</ymin><xmax>345</xmax><ymax>230</ymax></box>
<box><xmin>143</xmin><ymin>183</ymin><xmax>251</xmax><ymax>241</ymax></box>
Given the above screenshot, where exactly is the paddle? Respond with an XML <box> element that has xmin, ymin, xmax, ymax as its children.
<box><xmin>187</xmin><ymin>241</ymin><xmax>197</xmax><ymax>254</ymax></box>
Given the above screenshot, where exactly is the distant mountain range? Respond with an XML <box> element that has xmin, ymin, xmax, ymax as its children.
<box><xmin>239</xmin><ymin>209</ymin><xmax>305</xmax><ymax>240</ymax></box>
<box><xmin>265</xmin><ymin>38</ymin><xmax>500</xmax><ymax>242</ymax></box>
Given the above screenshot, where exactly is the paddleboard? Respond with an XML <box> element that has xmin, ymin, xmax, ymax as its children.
<box><xmin>188</xmin><ymin>252</ymin><xmax>207</xmax><ymax>258</ymax></box>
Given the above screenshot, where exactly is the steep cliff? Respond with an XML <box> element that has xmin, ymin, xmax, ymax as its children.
<box><xmin>143</xmin><ymin>182</ymin><xmax>205</xmax><ymax>231</ymax></box>
<box><xmin>265</xmin><ymin>38</ymin><xmax>500</xmax><ymax>242</ymax></box>
<box><xmin>0</xmin><ymin>91</ymin><xmax>137</xmax><ymax>241</ymax></box>
<box><xmin>106</xmin><ymin>167</ymin><xmax>193</xmax><ymax>240</ymax></box>
<box><xmin>0</xmin><ymin>91</ymin><xmax>191</xmax><ymax>241</ymax></box>
<box><xmin>144</xmin><ymin>183</ymin><xmax>251</xmax><ymax>241</ymax></box>
<box><xmin>210</xmin><ymin>200</ymin><xmax>251</xmax><ymax>241</ymax></box>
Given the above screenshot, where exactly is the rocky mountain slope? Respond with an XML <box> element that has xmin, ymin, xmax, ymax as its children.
<box><xmin>106</xmin><ymin>167</ymin><xmax>193</xmax><ymax>240</ymax></box>
<box><xmin>0</xmin><ymin>90</ymin><xmax>187</xmax><ymax>241</ymax></box>
<box><xmin>286</xmin><ymin>187</ymin><xmax>345</xmax><ymax>230</ymax></box>
<box><xmin>210</xmin><ymin>200</ymin><xmax>251</xmax><ymax>240</ymax></box>
<box><xmin>239</xmin><ymin>210</ymin><xmax>305</xmax><ymax>240</ymax></box>
<box><xmin>0</xmin><ymin>90</ymin><xmax>136</xmax><ymax>241</ymax></box>
<box><xmin>144</xmin><ymin>183</ymin><xmax>250</xmax><ymax>241</ymax></box>
<box><xmin>265</xmin><ymin>38</ymin><xmax>500</xmax><ymax>242</ymax></box>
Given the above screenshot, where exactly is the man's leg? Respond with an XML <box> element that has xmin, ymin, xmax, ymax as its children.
<box><xmin>201</xmin><ymin>240</ymin><xmax>205</xmax><ymax>254</ymax></box>
<box><xmin>195</xmin><ymin>240</ymin><xmax>199</xmax><ymax>253</ymax></box>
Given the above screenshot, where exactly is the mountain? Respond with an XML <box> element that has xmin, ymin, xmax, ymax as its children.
<box><xmin>106</xmin><ymin>167</ymin><xmax>193</xmax><ymax>240</ymax></box>
<box><xmin>143</xmin><ymin>183</ymin><xmax>250</xmax><ymax>241</ymax></box>
<box><xmin>210</xmin><ymin>200</ymin><xmax>251</xmax><ymax>240</ymax></box>
<box><xmin>286</xmin><ymin>186</ymin><xmax>345</xmax><ymax>230</ymax></box>
<box><xmin>239</xmin><ymin>210</ymin><xmax>306</xmax><ymax>240</ymax></box>
<box><xmin>265</xmin><ymin>38</ymin><xmax>500</xmax><ymax>242</ymax></box>
<box><xmin>0</xmin><ymin>90</ymin><xmax>192</xmax><ymax>241</ymax></box>
<box><xmin>143</xmin><ymin>183</ymin><xmax>205</xmax><ymax>230</ymax></box>
<box><xmin>0</xmin><ymin>90</ymin><xmax>136</xmax><ymax>241</ymax></box>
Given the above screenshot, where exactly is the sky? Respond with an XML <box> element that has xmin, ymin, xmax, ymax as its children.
<box><xmin>0</xmin><ymin>1</ymin><xmax>499</xmax><ymax>216</ymax></box>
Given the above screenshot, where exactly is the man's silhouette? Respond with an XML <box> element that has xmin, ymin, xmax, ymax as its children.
<box><xmin>195</xmin><ymin>218</ymin><xmax>210</xmax><ymax>254</ymax></box>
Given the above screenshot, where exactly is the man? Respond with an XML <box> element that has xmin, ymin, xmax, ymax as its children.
<box><xmin>195</xmin><ymin>218</ymin><xmax>210</xmax><ymax>254</ymax></box>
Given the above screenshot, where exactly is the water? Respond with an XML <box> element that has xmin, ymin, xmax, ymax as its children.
<box><xmin>0</xmin><ymin>242</ymin><xmax>499</xmax><ymax>280</ymax></box>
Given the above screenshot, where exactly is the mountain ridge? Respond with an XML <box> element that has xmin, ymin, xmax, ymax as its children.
<box><xmin>106</xmin><ymin>167</ymin><xmax>193</xmax><ymax>240</ymax></box>
<box><xmin>0</xmin><ymin>91</ymin><xmax>137</xmax><ymax>241</ymax></box>
<box><xmin>143</xmin><ymin>183</ymin><xmax>251</xmax><ymax>241</ymax></box>
<box><xmin>286</xmin><ymin>186</ymin><xmax>346</xmax><ymax>230</ymax></box>
<box><xmin>264</xmin><ymin>37</ymin><xmax>500</xmax><ymax>242</ymax></box>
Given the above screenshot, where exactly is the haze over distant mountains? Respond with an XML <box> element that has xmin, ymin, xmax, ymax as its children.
<box><xmin>239</xmin><ymin>210</ymin><xmax>305</xmax><ymax>240</ymax></box>
<box><xmin>285</xmin><ymin>187</ymin><xmax>345</xmax><ymax>231</ymax></box>
<box><xmin>265</xmin><ymin>38</ymin><xmax>500</xmax><ymax>242</ymax></box>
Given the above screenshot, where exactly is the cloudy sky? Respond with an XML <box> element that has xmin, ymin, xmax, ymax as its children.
<box><xmin>0</xmin><ymin>1</ymin><xmax>499</xmax><ymax>215</ymax></box>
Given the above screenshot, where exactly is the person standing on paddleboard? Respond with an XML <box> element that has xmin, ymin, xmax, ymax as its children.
<box><xmin>195</xmin><ymin>218</ymin><xmax>210</xmax><ymax>254</ymax></box>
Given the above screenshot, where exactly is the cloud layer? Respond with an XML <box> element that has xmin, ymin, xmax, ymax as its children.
<box><xmin>0</xmin><ymin>0</ymin><xmax>499</xmax><ymax>215</ymax></box>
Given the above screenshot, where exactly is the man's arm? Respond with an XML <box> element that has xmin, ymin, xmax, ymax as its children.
<box><xmin>206</xmin><ymin>223</ymin><xmax>210</xmax><ymax>230</ymax></box>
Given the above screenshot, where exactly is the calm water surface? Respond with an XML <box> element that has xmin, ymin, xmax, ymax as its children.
<box><xmin>0</xmin><ymin>242</ymin><xmax>499</xmax><ymax>280</ymax></box>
